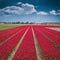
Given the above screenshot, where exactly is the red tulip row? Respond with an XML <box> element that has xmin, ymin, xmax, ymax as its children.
<box><xmin>0</xmin><ymin>26</ymin><xmax>22</xmax><ymax>36</ymax></box>
<box><xmin>0</xmin><ymin>27</ymin><xmax>27</xmax><ymax>60</ymax></box>
<box><xmin>0</xmin><ymin>26</ymin><xmax>26</xmax><ymax>43</ymax></box>
<box><xmin>38</xmin><ymin>27</ymin><xmax>60</xmax><ymax>45</ymax></box>
<box><xmin>39</xmin><ymin>25</ymin><xmax>60</xmax><ymax>28</ymax></box>
<box><xmin>45</xmin><ymin>26</ymin><xmax>60</xmax><ymax>28</ymax></box>
<box><xmin>44</xmin><ymin>26</ymin><xmax>60</xmax><ymax>36</ymax></box>
<box><xmin>0</xmin><ymin>27</ymin><xmax>17</xmax><ymax>35</ymax></box>
<box><xmin>40</xmin><ymin>26</ymin><xmax>60</xmax><ymax>37</ymax></box>
<box><xmin>33</xmin><ymin>26</ymin><xmax>60</xmax><ymax>60</ymax></box>
<box><xmin>12</xmin><ymin>27</ymin><xmax>38</xmax><ymax>60</ymax></box>
<box><xmin>37</xmin><ymin>25</ymin><xmax>60</xmax><ymax>36</ymax></box>
<box><xmin>45</xmin><ymin>28</ymin><xmax>60</xmax><ymax>37</ymax></box>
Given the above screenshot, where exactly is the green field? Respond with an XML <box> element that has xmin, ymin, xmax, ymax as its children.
<box><xmin>0</xmin><ymin>24</ymin><xmax>24</xmax><ymax>30</ymax></box>
<box><xmin>0</xmin><ymin>23</ymin><xmax>60</xmax><ymax>30</ymax></box>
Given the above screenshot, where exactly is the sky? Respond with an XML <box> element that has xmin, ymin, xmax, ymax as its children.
<box><xmin>0</xmin><ymin>0</ymin><xmax>60</xmax><ymax>23</ymax></box>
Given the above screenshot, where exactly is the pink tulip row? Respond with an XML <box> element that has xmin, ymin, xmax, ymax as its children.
<box><xmin>12</xmin><ymin>27</ymin><xmax>38</xmax><ymax>60</ymax></box>
<box><xmin>0</xmin><ymin>26</ymin><xmax>26</xmax><ymax>43</ymax></box>
<box><xmin>36</xmin><ymin>25</ymin><xmax>60</xmax><ymax>36</ymax></box>
<box><xmin>33</xmin><ymin>26</ymin><xmax>60</xmax><ymax>60</ymax></box>
<box><xmin>45</xmin><ymin>26</ymin><xmax>60</xmax><ymax>28</ymax></box>
<box><xmin>39</xmin><ymin>25</ymin><xmax>60</xmax><ymax>28</ymax></box>
<box><xmin>39</xmin><ymin>27</ymin><xmax>60</xmax><ymax>45</ymax></box>
<box><xmin>0</xmin><ymin>26</ymin><xmax>27</xmax><ymax>60</ymax></box>
<box><xmin>0</xmin><ymin>27</ymin><xmax>17</xmax><ymax>35</ymax></box>
<box><xmin>41</xmin><ymin>27</ymin><xmax>60</xmax><ymax>37</ymax></box>
<box><xmin>45</xmin><ymin>27</ymin><xmax>60</xmax><ymax>37</ymax></box>
<box><xmin>0</xmin><ymin>26</ymin><xmax>23</xmax><ymax>36</ymax></box>
<box><xmin>43</xmin><ymin>26</ymin><xmax>60</xmax><ymax>36</ymax></box>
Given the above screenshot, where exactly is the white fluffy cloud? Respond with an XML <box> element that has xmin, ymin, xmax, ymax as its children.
<box><xmin>0</xmin><ymin>2</ymin><xmax>36</xmax><ymax>15</ymax></box>
<box><xmin>17</xmin><ymin>2</ymin><xmax>22</xmax><ymax>5</ymax></box>
<box><xmin>50</xmin><ymin>10</ymin><xmax>57</xmax><ymax>15</ymax></box>
<box><xmin>0</xmin><ymin>6</ymin><xmax>24</xmax><ymax>15</ymax></box>
<box><xmin>37</xmin><ymin>11</ymin><xmax>48</xmax><ymax>15</ymax></box>
<box><xmin>22</xmin><ymin>3</ymin><xmax>36</xmax><ymax>14</ymax></box>
<box><xmin>50</xmin><ymin>10</ymin><xmax>60</xmax><ymax>15</ymax></box>
<box><xmin>0</xmin><ymin>2</ymin><xmax>60</xmax><ymax>16</ymax></box>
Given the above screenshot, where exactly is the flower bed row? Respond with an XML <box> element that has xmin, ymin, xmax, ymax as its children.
<box><xmin>33</xmin><ymin>26</ymin><xmax>60</xmax><ymax>60</ymax></box>
<box><xmin>12</xmin><ymin>27</ymin><xmax>38</xmax><ymax>60</ymax></box>
<box><xmin>39</xmin><ymin>26</ymin><xmax>60</xmax><ymax>38</ymax></box>
<box><xmin>36</xmin><ymin>25</ymin><xmax>60</xmax><ymax>37</ymax></box>
<box><xmin>39</xmin><ymin>27</ymin><xmax>60</xmax><ymax>45</ymax></box>
<box><xmin>0</xmin><ymin>26</ymin><xmax>27</xmax><ymax>60</ymax></box>
<box><xmin>41</xmin><ymin>26</ymin><xmax>60</xmax><ymax>37</ymax></box>
<box><xmin>0</xmin><ymin>26</ymin><xmax>26</xmax><ymax>43</ymax></box>
<box><xmin>45</xmin><ymin>26</ymin><xmax>60</xmax><ymax>28</ymax></box>
<box><xmin>0</xmin><ymin>27</ymin><xmax>17</xmax><ymax>35</ymax></box>
<box><xmin>0</xmin><ymin>26</ymin><xmax>22</xmax><ymax>36</ymax></box>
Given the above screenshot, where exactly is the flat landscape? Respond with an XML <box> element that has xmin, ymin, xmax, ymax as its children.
<box><xmin>0</xmin><ymin>24</ymin><xmax>60</xmax><ymax>60</ymax></box>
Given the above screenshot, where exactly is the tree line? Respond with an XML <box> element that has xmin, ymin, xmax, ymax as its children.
<box><xmin>0</xmin><ymin>21</ymin><xmax>34</xmax><ymax>24</ymax></box>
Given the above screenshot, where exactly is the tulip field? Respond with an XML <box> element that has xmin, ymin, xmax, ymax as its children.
<box><xmin>0</xmin><ymin>24</ymin><xmax>60</xmax><ymax>60</ymax></box>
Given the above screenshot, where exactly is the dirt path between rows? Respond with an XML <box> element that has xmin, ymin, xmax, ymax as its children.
<box><xmin>32</xmin><ymin>27</ymin><xmax>45</xmax><ymax>60</ymax></box>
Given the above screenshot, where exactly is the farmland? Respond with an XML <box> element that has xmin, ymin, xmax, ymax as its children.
<box><xmin>0</xmin><ymin>24</ymin><xmax>26</xmax><ymax>30</ymax></box>
<box><xmin>0</xmin><ymin>24</ymin><xmax>60</xmax><ymax>60</ymax></box>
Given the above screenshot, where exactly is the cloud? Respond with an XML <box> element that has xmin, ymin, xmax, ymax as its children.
<box><xmin>50</xmin><ymin>10</ymin><xmax>57</xmax><ymax>15</ymax></box>
<box><xmin>0</xmin><ymin>2</ymin><xmax>36</xmax><ymax>15</ymax></box>
<box><xmin>50</xmin><ymin>10</ymin><xmax>60</xmax><ymax>15</ymax></box>
<box><xmin>17</xmin><ymin>2</ymin><xmax>36</xmax><ymax>14</ymax></box>
<box><xmin>22</xmin><ymin>3</ymin><xmax>36</xmax><ymax>14</ymax></box>
<box><xmin>0</xmin><ymin>6</ymin><xmax>24</xmax><ymax>15</ymax></box>
<box><xmin>37</xmin><ymin>11</ymin><xmax>48</xmax><ymax>15</ymax></box>
<box><xmin>0</xmin><ymin>1</ymin><xmax>60</xmax><ymax>16</ymax></box>
<box><xmin>17</xmin><ymin>2</ymin><xmax>22</xmax><ymax>5</ymax></box>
